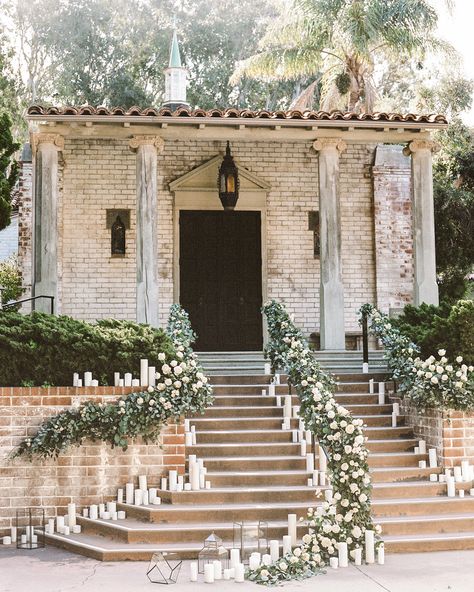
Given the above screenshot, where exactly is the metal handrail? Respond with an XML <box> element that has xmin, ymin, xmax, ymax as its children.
<box><xmin>1</xmin><ymin>295</ymin><xmax>55</xmax><ymax>314</ymax></box>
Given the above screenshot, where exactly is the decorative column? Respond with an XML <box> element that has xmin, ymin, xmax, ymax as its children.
<box><xmin>129</xmin><ymin>135</ymin><xmax>164</xmax><ymax>327</ymax></box>
<box><xmin>403</xmin><ymin>140</ymin><xmax>439</xmax><ymax>306</ymax></box>
<box><xmin>32</xmin><ymin>133</ymin><xmax>64</xmax><ymax>313</ymax></box>
<box><xmin>313</xmin><ymin>139</ymin><xmax>347</xmax><ymax>350</ymax></box>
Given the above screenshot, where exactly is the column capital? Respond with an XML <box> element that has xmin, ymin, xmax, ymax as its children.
<box><xmin>129</xmin><ymin>135</ymin><xmax>164</xmax><ymax>153</ymax></box>
<box><xmin>403</xmin><ymin>139</ymin><xmax>439</xmax><ymax>156</ymax></box>
<box><xmin>31</xmin><ymin>133</ymin><xmax>64</xmax><ymax>154</ymax></box>
<box><xmin>312</xmin><ymin>138</ymin><xmax>347</xmax><ymax>154</ymax></box>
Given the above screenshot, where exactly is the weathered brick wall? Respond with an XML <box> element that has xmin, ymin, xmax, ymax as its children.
<box><xmin>401</xmin><ymin>398</ymin><xmax>474</xmax><ymax>467</ymax></box>
<box><xmin>19</xmin><ymin>135</ymin><xmax>415</xmax><ymax>337</ymax></box>
<box><xmin>0</xmin><ymin>386</ymin><xmax>185</xmax><ymax>531</ymax></box>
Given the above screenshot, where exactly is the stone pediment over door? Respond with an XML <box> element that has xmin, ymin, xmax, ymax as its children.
<box><xmin>169</xmin><ymin>155</ymin><xmax>271</xmax><ymax>209</ymax></box>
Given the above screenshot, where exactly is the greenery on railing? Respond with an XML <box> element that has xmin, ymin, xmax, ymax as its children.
<box><xmin>361</xmin><ymin>304</ymin><xmax>474</xmax><ymax>411</ymax></box>
<box><xmin>13</xmin><ymin>305</ymin><xmax>213</xmax><ymax>458</ymax></box>
<box><xmin>248</xmin><ymin>301</ymin><xmax>380</xmax><ymax>585</ymax></box>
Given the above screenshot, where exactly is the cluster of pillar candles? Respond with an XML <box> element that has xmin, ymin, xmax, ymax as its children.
<box><xmin>72</xmin><ymin>359</ymin><xmax>158</xmax><ymax>388</ymax></box>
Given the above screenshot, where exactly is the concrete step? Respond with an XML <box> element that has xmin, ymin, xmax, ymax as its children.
<box><xmin>371</xmin><ymin>467</ymin><xmax>442</xmax><ymax>483</ymax></box>
<box><xmin>379</xmin><ymin>513</ymin><xmax>474</xmax><ymax>536</ymax></box>
<box><xmin>187</xmin><ymin>441</ymin><xmax>311</xmax><ymax>457</ymax></box>
<box><xmin>199</xmin><ymin>455</ymin><xmax>306</xmax><ymax>472</ymax></box>
<box><xmin>203</xmin><ymin>470</ymin><xmax>311</xmax><ymax>487</ymax></box>
<box><xmin>372</xmin><ymin>496</ymin><xmax>474</xmax><ymax>517</ymax></box>
<box><xmin>372</xmin><ymin>481</ymin><xmax>447</xmax><ymax>499</ymax></box>
<box><xmin>384</xmin><ymin>531</ymin><xmax>474</xmax><ymax>553</ymax></box>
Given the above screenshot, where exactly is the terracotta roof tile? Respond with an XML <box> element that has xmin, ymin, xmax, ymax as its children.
<box><xmin>26</xmin><ymin>104</ymin><xmax>448</xmax><ymax>124</ymax></box>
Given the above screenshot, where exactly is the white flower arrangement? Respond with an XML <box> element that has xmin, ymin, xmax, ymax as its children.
<box><xmin>247</xmin><ymin>301</ymin><xmax>381</xmax><ymax>586</ymax></box>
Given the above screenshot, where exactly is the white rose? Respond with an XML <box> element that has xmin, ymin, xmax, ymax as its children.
<box><xmin>438</xmin><ymin>349</ymin><xmax>446</xmax><ymax>356</ymax></box>
<box><xmin>456</xmin><ymin>356</ymin><xmax>463</xmax><ymax>363</ymax></box>
<box><xmin>345</xmin><ymin>424</ymin><xmax>355</xmax><ymax>434</ymax></box>
<box><xmin>158</xmin><ymin>353</ymin><xmax>166</xmax><ymax>361</ymax></box>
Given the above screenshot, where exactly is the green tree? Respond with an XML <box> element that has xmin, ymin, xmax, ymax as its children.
<box><xmin>0</xmin><ymin>113</ymin><xmax>20</xmax><ymax>231</ymax></box>
<box><xmin>231</xmin><ymin>0</ymin><xmax>451</xmax><ymax>112</ymax></box>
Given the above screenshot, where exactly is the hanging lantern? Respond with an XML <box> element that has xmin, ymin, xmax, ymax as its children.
<box><xmin>218</xmin><ymin>141</ymin><xmax>239</xmax><ymax>211</ymax></box>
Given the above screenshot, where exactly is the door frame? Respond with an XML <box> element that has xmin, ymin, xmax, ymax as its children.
<box><xmin>172</xmin><ymin>189</ymin><xmax>269</xmax><ymax>349</ymax></box>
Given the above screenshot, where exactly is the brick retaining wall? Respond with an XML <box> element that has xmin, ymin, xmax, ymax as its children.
<box><xmin>0</xmin><ymin>386</ymin><xmax>185</xmax><ymax>530</ymax></box>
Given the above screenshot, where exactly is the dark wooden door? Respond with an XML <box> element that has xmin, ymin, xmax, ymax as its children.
<box><xmin>179</xmin><ymin>210</ymin><xmax>263</xmax><ymax>351</ymax></box>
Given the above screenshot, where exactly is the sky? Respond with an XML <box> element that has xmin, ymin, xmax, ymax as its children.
<box><xmin>434</xmin><ymin>0</ymin><xmax>474</xmax><ymax>123</ymax></box>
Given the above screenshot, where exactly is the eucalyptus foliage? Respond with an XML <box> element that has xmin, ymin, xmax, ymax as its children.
<box><xmin>13</xmin><ymin>304</ymin><xmax>213</xmax><ymax>459</ymax></box>
<box><xmin>249</xmin><ymin>301</ymin><xmax>380</xmax><ymax>585</ymax></box>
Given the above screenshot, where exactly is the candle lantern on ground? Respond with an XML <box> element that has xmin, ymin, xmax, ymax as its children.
<box><xmin>233</xmin><ymin>521</ymin><xmax>269</xmax><ymax>564</ymax></box>
<box><xmin>16</xmin><ymin>508</ymin><xmax>45</xmax><ymax>550</ymax></box>
<box><xmin>146</xmin><ymin>552</ymin><xmax>182</xmax><ymax>584</ymax></box>
<box><xmin>198</xmin><ymin>532</ymin><xmax>229</xmax><ymax>574</ymax></box>
<box><xmin>218</xmin><ymin>141</ymin><xmax>239</xmax><ymax>211</ymax></box>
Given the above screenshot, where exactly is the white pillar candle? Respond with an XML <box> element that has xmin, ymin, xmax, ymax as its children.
<box><xmin>270</xmin><ymin>539</ymin><xmax>279</xmax><ymax>562</ymax></box>
<box><xmin>459</xmin><ymin>489</ymin><xmax>465</xmax><ymax>498</ymax></box>
<box><xmin>391</xmin><ymin>413</ymin><xmax>397</xmax><ymax>427</ymax></box>
<box><xmin>89</xmin><ymin>505</ymin><xmax>98</xmax><ymax>520</ymax></box>
<box><xmin>377</xmin><ymin>544</ymin><xmax>385</xmax><ymax>565</ymax></box>
<box><xmin>261</xmin><ymin>388</ymin><xmax>267</xmax><ymax>397</ymax></box>
<box><xmin>249</xmin><ymin>555</ymin><xmax>260</xmax><ymax>570</ymax></box>
<box><xmin>143</xmin><ymin>490</ymin><xmax>150</xmax><ymax>505</ymax></box>
<box><xmin>223</xmin><ymin>569</ymin><xmax>231</xmax><ymax>580</ymax></box>
<box><xmin>454</xmin><ymin>467</ymin><xmax>463</xmax><ymax>483</ymax></box>
<box><xmin>418</xmin><ymin>460</ymin><xmax>427</xmax><ymax>469</ymax></box>
<box><xmin>205</xmin><ymin>481</ymin><xmax>211</xmax><ymax>489</ymax></box>
<box><xmin>169</xmin><ymin>470</ymin><xmax>178</xmax><ymax>491</ymax></box>
<box><xmin>63</xmin><ymin>526</ymin><xmax>70</xmax><ymax>536</ymax></box>
<box><xmin>114</xmin><ymin>372</ymin><xmax>120</xmax><ymax>386</ymax></box>
<box><xmin>461</xmin><ymin>461</ymin><xmax>470</xmax><ymax>481</ymax></box>
<box><xmin>10</xmin><ymin>527</ymin><xmax>17</xmax><ymax>543</ymax></box>
<box><xmin>56</xmin><ymin>516</ymin><xmax>65</xmax><ymax>531</ymax></box>
<box><xmin>379</xmin><ymin>382</ymin><xmax>385</xmax><ymax>396</ymax></box>
<box><xmin>73</xmin><ymin>372</ymin><xmax>79</xmax><ymax>386</ymax></box>
<box><xmin>131</xmin><ymin>378</ymin><xmax>140</xmax><ymax>387</ymax></box>
<box><xmin>324</xmin><ymin>488</ymin><xmax>333</xmax><ymax>503</ymax></box>
<box><xmin>362</xmin><ymin>362</ymin><xmax>369</xmax><ymax>374</ymax></box>
<box><xmin>72</xmin><ymin>525</ymin><xmax>82</xmax><ymax>534</ymax></box>
<box><xmin>161</xmin><ymin>477</ymin><xmax>168</xmax><ymax>491</ymax></box>
<box><xmin>369</xmin><ymin>379</ymin><xmax>374</xmax><ymax>394</ymax></box>
<box><xmin>67</xmin><ymin>503</ymin><xmax>76</xmax><ymax>528</ymax></box>
<box><xmin>319</xmin><ymin>472</ymin><xmax>326</xmax><ymax>486</ymax></box>
<box><xmin>262</xmin><ymin>554</ymin><xmax>272</xmax><ymax>566</ymax></box>
<box><xmin>149</xmin><ymin>488</ymin><xmax>157</xmax><ymax>503</ymax></box>
<box><xmin>429</xmin><ymin>449</ymin><xmax>437</xmax><ymax>468</ymax></box>
<box><xmin>292</xmin><ymin>406</ymin><xmax>300</xmax><ymax>419</ymax></box>
<box><xmin>138</xmin><ymin>475</ymin><xmax>148</xmax><ymax>491</ymax></box>
<box><xmin>291</xmin><ymin>430</ymin><xmax>298</xmax><ymax>443</ymax></box>
<box><xmin>414</xmin><ymin>446</ymin><xmax>420</xmax><ymax>454</ymax></box>
<box><xmin>354</xmin><ymin>547</ymin><xmax>362</xmax><ymax>566</ymax></box>
<box><xmin>184</xmin><ymin>419</ymin><xmax>190</xmax><ymax>432</ymax></box>
<box><xmin>418</xmin><ymin>440</ymin><xmax>426</xmax><ymax>454</ymax></box>
<box><xmin>140</xmin><ymin>359</ymin><xmax>149</xmax><ymax>386</ymax></box>
<box><xmin>264</xmin><ymin>362</ymin><xmax>271</xmax><ymax>375</ymax></box>
<box><xmin>439</xmin><ymin>474</ymin><xmax>446</xmax><ymax>482</ymax></box>
<box><xmin>393</xmin><ymin>402</ymin><xmax>400</xmax><ymax>415</ymax></box>
<box><xmin>84</xmin><ymin>371</ymin><xmax>92</xmax><ymax>387</ymax></box>
<box><xmin>300</xmin><ymin>440</ymin><xmax>307</xmax><ymax>457</ymax></box>
<box><xmin>91</xmin><ymin>379</ymin><xmax>99</xmax><ymax>387</ymax></box>
<box><xmin>318</xmin><ymin>446</ymin><xmax>327</xmax><ymax>472</ymax></box>
<box><xmin>124</xmin><ymin>373</ymin><xmax>132</xmax><ymax>387</ymax></box>
<box><xmin>213</xmin><ymin>560</ymin><xmax>222</xmax><ymax>580</ymax></box>
<box><xmin>125</xmin><ymin>483</ymin><xmax>134</xmax><ymax>504</ymax></box>
<box><xmin>288</xmin><ymin>514</ymin><xmax>297</xmax><ymax>546</ymax></box>
<box><xmin>117</xmin><ymin>489</ymin><xmax>124</xmax><ymax>503</ymax></box>
<box><xmin>204</xmin><ymin>563</ymin><xmax>214</xmax><ymax>584</ymax></box>
<box><xmin>276</xmin><ymin>395</ymin><xmax>281</xmax><ymax>406</ymax></box>
<box><xmin>190</xmin><ymin>562</ymin><xmax>198</xmax><ymax>582</ymax></box>
<box><xmin>307</xmin><ymin>478</ymin><xmax>313</xmax><ymax>487</ymax></box>
<box><xmin>134</xmin><ymin>489</ymin><xmax>143</xmax><ymax>506</ymax></box>
<box><xmin>378</xmin><ymin>390</ymin><xmax>385</xmax><ymax>405</ymax></box>
<box><xmin>230</xmin><ymin>548</ymin><xmax>240</xmax><ymax>568</ymax></box>
<box><xmin>111</xmin><ymin>512</ymin><xmax>118</xmax><ymax>521</ymax></box>
<box><xmin>118</xmin><ymin>379</ymin><xmax>124</xmax><ymax>387</ymax></box>
<box><xmin>3</xmin><ymin>536</ymin><xmax>11</xmax><ymax>545</ymax></box>
<box><xmin>329</xmin><ymin>557</ymin><xmax>338</xmax><ymax>569</ymax></box>
<box><xmin>313</xmin><ymin>471</ymin><xmax>319</xmax><ymax>486</ymax></box>
<box><xmin>75</xmin><ymin>378</ymin><xmax>83</xmax><ymax>387</ymax></box>
<box><xmin>185</xmin><ymin>432</ymin><xmax>193</xmax><ymax>446</ymax></box>
<box><xmin>284</xmin><ymin>395</ymin><xmax>292</xmax><ymax>418</ymax></box>
<box><xmin>306</xmin><ymin>453</ymin><xmax>314</xmax><ymax>472</ymax></box>
<box><xmin>117</xmin><ymin>511</ymin><xmax>126</xmax><ymax>519</ymax></box>
<box><xmin>338</xmin><ymin>542</ymin><xmax>348</xmax><ymax>567</ymax></box>
<box><xmin>268</xmin><ymin>383</ymin><xmax>276</xmax><ymax>397</ymax></box>
<box><xmin>275</xmin><ymin>373</ymin><xmax>281</xmax><ymax>385</ymax></box>
<box><xmin>148</xmin><ymin>366</ymin><xmax>156</xmax><ymax>387</ymax></box>
<box><xmin>365</xmin><ymin>530</ymin><xmax>375</xmax><ymax>564</ymax></box>
<box><xmin>429</xmin><ymin>473</ymin><xmax>438</xmax><ymax>482</ymax></box>
<box><xmin>192</xmin><ymin>432</ymin><xmax>197</xmax><ymax>445</ymax></box>
<box><xmin>102</xmin><ymin>511</ymin><xmax>110</xmax><ymax>520</ymax></box>
<box><xmin>470</xmin><ymin>488</ymin><xmax>474</xmax><ymax>496</ymax></box>
<box><xmin>234</xmin><ymin>563</ymin><xmax>245</xmax><ymax>583</ymax></box>
<box><xmin>282</xmin><ymin>535</ymin><xmax>292</xmax><ymax>555</ymax></box>
<box><xmin>199</xmin><ymin>468</ymin><xmax>207</xmax><ymax>489</ymax></box>
<box><xmin>305</xmin><ymin>430</ymin><xmax>312</xmax><ymax>444</ymax></box>
<box><xmin>99</xmin><ymin>503</ymin><xmax>105</xmax><ymax>515</ymax></box>
<box><xmin>107</xmin><ymin>501</ymin><xmax>116</xmax><ymax>514</ymax></box>
<box><xmin>184</xmin><ymin>483</ymin><xmax>192</xmax><ymax>491</ymax></box>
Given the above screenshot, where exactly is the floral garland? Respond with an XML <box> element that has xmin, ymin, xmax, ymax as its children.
<box><xmin>361</xmin><ymin>304</ymin><xmax>474</xmax><ymax>411</ymax></box>
<box><xmin>247</xmin><ymin>301</ymin><xmax>381</xmax><ymax>586</ymax></box>
<box><xmin>14</xmin><ymin>305</ymin><xmax>213</xmax><ymax>458</ymax></box>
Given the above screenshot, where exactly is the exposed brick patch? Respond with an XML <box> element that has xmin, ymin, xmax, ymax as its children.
<box><xmin>0</xmin><ymin>386</ymin><xmax>185</xmax><ymax>530</ymax></box>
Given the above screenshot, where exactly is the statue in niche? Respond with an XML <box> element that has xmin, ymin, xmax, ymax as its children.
<box><xmin>111</xmin><ymin>215</ymin><xmax>126</xmax><ymax>255</ymax></box>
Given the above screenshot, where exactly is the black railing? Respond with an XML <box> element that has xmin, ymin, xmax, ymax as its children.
<box><xmin>361</xmin><ymin>309</ymin><xmax>369</xmax><ymax>366</ymax></box>
<box><xmin>1</xmin><ymin>295</ymin><xmax>55</xmax><ymax>314</ymax></box>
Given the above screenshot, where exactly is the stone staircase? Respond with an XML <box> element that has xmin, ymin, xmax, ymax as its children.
<box><xmin>44</xmin><ymin>364</ymin><xmax>474</xmax><ymax>560</ymax></box>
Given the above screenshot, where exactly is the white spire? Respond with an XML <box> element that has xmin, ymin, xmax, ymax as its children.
<box><xmin>163</xmin><ymin>28</ymin><xmax>189</xmax><ymax>109</ymax></box>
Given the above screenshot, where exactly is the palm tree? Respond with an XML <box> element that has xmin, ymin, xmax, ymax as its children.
<box><xmin>230</xmin><ymin>0</ymin><xmax>452</xmax><ymax>113</ymax></box>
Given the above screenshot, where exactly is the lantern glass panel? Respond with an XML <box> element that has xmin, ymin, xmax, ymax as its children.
<box><xmin>233</xmin><ymin>521</ymin><xmax>269</xmax><ymax>564</ymax></box>
<box><xmin>198</xmin><ymin>532</ymin><xmax>229</xmax><ymax>573</ymax></box>
<box><xmin>16</xmin><ymin>508</ymin><xmax>45</xmax><ymax>550</ymax></box>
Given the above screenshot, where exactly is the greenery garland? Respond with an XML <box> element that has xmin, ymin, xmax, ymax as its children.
<box><xmin>360</xmin><ymin>304</ymin><xmax>474</xmax><ymax>411</ymax></box>
<box><xmin>247</xmin><ymin>301</ymin><xmax>381</xmax><ymax>586</ymax></box>
<box><xmin>14</xmin><ymin>305</ymin><xmax>213</xmax><ymax>458</ymax></box>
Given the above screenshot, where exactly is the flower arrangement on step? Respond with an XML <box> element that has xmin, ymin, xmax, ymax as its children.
<box><xmin>247</xmin><ymin>301</ymin><xmax>381</xmax><ymax>586</ymax></box>
<box><xmin>360</xmin><ymin>304</ymin><xmax>474</xmax><ymax>411</ymax></box>
<box><xmin>13</xmin><ymin>304</ymin><xmax>213</xmax><ymax>459</ymax></box>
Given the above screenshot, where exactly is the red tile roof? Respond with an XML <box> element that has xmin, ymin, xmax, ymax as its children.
<box><xmin>27</xmin><ymin>105</ymin><xmax>448</xmax><ymax>124</ymax></box>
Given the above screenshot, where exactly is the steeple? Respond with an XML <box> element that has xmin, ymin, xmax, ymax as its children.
<box><xmin>163</xmin><ymin>28</ymin><xmax>189</xmax><ymax>110</ymax></box>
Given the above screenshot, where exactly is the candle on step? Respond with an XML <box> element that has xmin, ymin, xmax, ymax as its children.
<box><xmin>268</xmin><ymin>384</ymin><xmax>276</xmax><ymax>397</ymax></box>
<box><xmin>429</xmin><ymin>449</ymin><xmax>437</xmax><ymax>468</ymax></box>
<box><xmin>249</xmin><ymin>554</ymin><xmax>260</xmax><ymax>570</ymax></box>
<box><xmin>114</xmin><ymin>372</ymin><xmax>120</xmax><ymax>386</ymax></box>
<box><xmin>118</xmin><ymin>379</ymin><xmax>123</xmax><ymax>387</ymax></box>
<box><xmin>454</xmin><ymin>467</ymin><xmax>463</xmax><ymax>483</ymax></box>
<box><xmin>67</xmin><ymin>503</ymin><xmax>76</xmax><ymax>528</ymax></box>
<box><xmin>190</xmin><ymin>461</ymin><xmax>200</xmax><ymax>491</ymax></box>
<box><xmin>111</xmin><ymin>512</ymin><xmax>118</xmax><ymax>521</ymax></box>
<box><xmin>391</xmin><ymin>413</ymin><xmax>397</xmax><ymax>427</ymax></box>
<box><xmin>264</xmin><ymin>362</ymin><xmax>271</xmax><ymax>375</ymax></box>
<box><xmin>418</xmin><ymin>440</ymin><xmax>426</xmax><ymax>454</ymax></box>
<box><xmin>99</xmin><ymin>504</ymin><xmax>105</xmax><ymax>516</ymax></box>
<box><xmin>261</xmin><ymin>388</ymin><xmax>267</xmax><ymax>397</ymax></box>
<box><xmin>354</xmin><ymin>547</ymin><xmax>362</xmax><ymax>566</ymax></box>
<box><xmin>161</xmin><ymin>477</ymin><xmax>168</xmax><ymax>491</ymax></box>
<box><xmin>124</xmin><ymin>373</ymin><xmax>132</xmax><ymax>387</ymax></box>
<box><xmin>414</xmin><ymin>446</ymin><xmax>420</xmax><ymax>454</ymax></box>
<box><xmin>306</xmin><ymin>453</ymin><xmax>314</xmax><ymax>472</ymax></box>
<box><xmin>117</xmin><ymin>511</ymin><xmax>126</xmax><ymax>519</ymax></box>
<box><xmin>102</xmin><ymin>511</ymin><xmax>111</xmax><ymax>520</ymax></box>
<box><xmin>288</xmin><ymin>514</ymin><xmax>297</xmax><ymax>546</ymax></box>
<box><xmin>89</xmin><ymin>505</ymin><xmax>98</xmax><ymax>520</ymax></box>
<box><xmin>459</xmin><ymin>490</ymin><xmax>465</xmax><ymax>498</ymax></box>
<box><xmin>313</xmin><ymin>471</ymin><xmax>319</xmax><ymax>486</ymax></box>
<box><xmin>365</xmin><ymin>529</ymin><xmax>375</xmax><ymax>564</ymax></box>
<box><xmin>205</xmin><ymin>481</ymin><xmax>211</xmax><ymax>489</ymax></box>
<box><xmin>439</xmin><ymin>474</ymin><xmax>446</xmax><ymax>483</ymax></box>
<box><xmin>20</xmin><ymin>535</ymin><xmax>26</xmax><ymax>544</ymax></box>
<box><xmin>275</xmin><ymin>373</ymin><xmax>281</xmax><ymax>385</ymax></box>
<box><xmin>378</xmin><ymin>389</ymin><xmax>385</xmax><ymax>405</ymax></box>
<box><xmin>169</xmin><ymin>470</ymin><xmax>178</xmax><ymax>491</ymax></box>
<box><xmin>262</xmin><ymin>554</ymin><xmax>272</xmax><ymax>566</ymax></box>
<box><xmin>338</xmin><ymin>542</ymin><xmax>348</xmax><ymax>567</ymax></box>
<box><xmin>319</xmin><ymin>472</ymin><xmax>326</xmax><ymax>486</ymax></box>
<box><xmin>284</xmin><ymin>396</ymin><xmax>292</xmax><ymax>418</ymax></box>
<box><xmin>72</xmin><ymin>525</ymin><xmax>82</xmax><ymax>534</ymax></box>
<box><xmin>379</xmin><ymin>382</ymin><xmax>385</xmax><ymax>396</ymax></box>
<box><xmin>324</xmin><ymin>489</ymin><xmax>333</xmax><ymax>503</ymax></box>
<box><xmin>213</xmin><ymin>560</ymin><xmax>222</xmax><ymax>580</ymax></box>
<box><xmin>305</xmin><ymin>430</ymin><xmax>312</xmax><ymax>444</ymax></box>
<box><xmin>125</xmin><ymin>483</ymin><xmax>134</xmax><ymax>504</ymax></box>
<box><xmin>117</xmin><ymin>488</ymin><xmax>124</xmax><ymax>503</ymax></box>
<box><xmin>84</xmin><ymin>371</ymin><xmax>92</xmax><ymax>387</ymax></box>
<box><xmin>184</xmin><ymin>483</ymin><xmax>192</xmax><ymax>491</ymax></box>
<box><xmin>134</xmin><ymin>489</ymin><xmax>143</xmax><ymax>506</ymax></box>
<box><xmin>270</xmin><ymin>539</ymin><xmax>279</xmax><ymax>562</ymax></box>
<box><xmin>276</xmin><ymin>395</ymin><xmax>281</xmax><ymax>406</ymax></box>
<box><xmin>200</xmin><ymin>467</ymin><xmax>207</xmax><ymax>489</ymax></box>
<box><xmin>447</xmin><ymin>476</ymin><xmax>456</xmax><ymax>497</ymax></box>
<box><xmin>192</xmin><ymin>432</ymin><xmax>197</xmax><ymax>445</ymax></box>
<box><xmin>190</xmin><ymin>562</ymin><xmax>198</xmax><ymax>582</ymax></box>
<box><xmin>292</xmin><ymin>430</ymin><xmax>298</xmax><ymax>443</ymax></box>
<box><xmin>300</xmin><ymin>440</ymin><xmax>307</xmax><ymax>457</ymax></box>
<box><xmin>282</xmin><ymin>535</ymin><xmax>292</xmax><ymax>555</ymax></box>
<box><xmin>143</xmin><ymin>490</ymin><xmax>150</xmax><ymax>505</ymax></box>
<box><xmin>10</xmin><ymin>527</ymin><xmax>17</xmax><ymax>543</ymax></box>
<box><xmin>393</xmin><ymin>402</ymin><xmax>400</xmax><ymax>415</ymax></box>
<box><xmin>282</xmin><ymin>418</ymin><xmax>290</xmax><ymax>430</ymax></box>
<box><xmin>149</xmin><ymin>488</ymin><xmax>157</xmax><ymax>503</ymax></box>
<box><xmin>63</xmin><ymin>526</ymin><xmax>70</xmax><ymax>536</ymax></box>
<box><xmin>77</xmin><ymin>378</ymin><xmax>83</xmax><ymax>387</ymax></box>
<box><xmin>461</xmin><ymin>460</ymin><xmax>470</xmax><ymax>481</ymax></box>
<box><xmin>3</xmin><ymin>536</ymin><xmax>11</xmax><ymax>545</ymax></box>
<box><xmin>91</xmin><ymin>379</ymin><xmax>99</xmax><ymax>387</ymax></box>
<box><xmin>138</xmin><ymin>475</ymin><xmax>148</xmax><ymax>491</ymax></box>
<box><xmin>318</xmin><ymin>446</ymin><xmax>327</xmax><ymax>472</ymax></box>
<box><xmin>223</xmin><ymin>569</ymin><xmax>231</xmax><ymax>580</ymax></box>
<box><xmin>230</xmin><ymin>548</ymin><xmax>240</xmax><ymax>568</ymax></box>
<box><xmin>369</xmin><ymin>379</ymin><xmax>374</xmax><ymax>394</ymax></box>
<box><xmin>470</xmin><ymin>488</ymin><xmax>474</xmax><ymax>496</ymax></box>
<box><xmin>418</xmin><ymin>460</ymin><xmax>426</xmax><ymax>469</ymax></box>
<box><xmin>362</xmin><ymin>362</ymin><xmax>369</xmax><ymax>374</ymax></box>
<box><xmin>377</xmin><ymin>544</ymin><xmax>385</xmax><ymax>565</ymax></box>
<box><xmin>131</xmin><ymin>378</ymin><xmax>140</xmax><ymax>387</ymax></box>
<box><xmin>429</xmin><ymin>473</ymin><xmax>438</xmax><ymax>482</ymax></box>
<box><xmin>140</xmin><ymin>359</ymin><xmax>149</xmax><ymax>387</ymax></box>
<box><xmin>204</xmin><ymin>563</ymin><xmax>214</xmax><ymax>583</ymax></box>
<box><xmin>329</xmin><ymin>557</ymin><xmax>339</xmax><ymax>569</ymax></box>
<box><xmin>185</xmin><ymin>419</ymin><xmax>190</xmax><ymax>432</ymax></box>
<box><xmin>234</xmin><ymin>563</ymin><xmax>245</xmax><ymax>583</ymax></box>
<box><xmin>56</xmin><ymin>516</ymin><xmax>65</xmax><ymax>532</ymax></box>
<box><xmin>73</xmin><ymin>372</ymin><xmax>79</xmax><ymax>386</ymax></box>
<box><xmin>148</xmin><ymin>366</ymin><xmax>156</xmax><ymax>387</ymax></box>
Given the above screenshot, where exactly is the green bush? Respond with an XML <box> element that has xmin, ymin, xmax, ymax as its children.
<box><xmin>0</xmin><ymin>312</ymin><xmax>174</xmax><ymax>386</ymax></box>
<box><xmin>0</xmin><ymin>256</ymin><xmax>23</xmax><ymax>308</ymax></box>
<box><xmin>392</xmin><ymin>300</ymin><xmax>474</xmax><ymax>364</ymax></box>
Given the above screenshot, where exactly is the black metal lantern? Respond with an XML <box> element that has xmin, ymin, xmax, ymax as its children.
<box><xmin>218</xmin><ymin>141</ymin><xmax>239</xmax><ymax>211</ymax></box>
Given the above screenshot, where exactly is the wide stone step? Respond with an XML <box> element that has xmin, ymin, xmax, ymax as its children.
<box><xmin>379</xmin><ymin>513</ymin><xmax>474</xmax><ymax>536</ymax></box>
<box><xmin>120</xmin><ymin>500</ymin><xmax>311</xmax><ymax>524</ymax></box>
<box><xmin>197</xmin><ymin>406</ymin><xmax>285</xmax><ymax>418</ymax></box>
<box><xmin>204</xmin><ymin>470</ymin><xmax>311</xmax><ymax>487</ymax></box>
<box><xmin>372</xmin><ymin>481</ymin><xmax>447</xmax><ymax>499</ymax></box>
<box><xmin>196</xmin><ymin>429</ymin><xmax>296</xmax><ymax>444</ymax></box>
<box><xmin>371</xmin><ymin>466</ymin><xmax>442</xmax><ymax>483</ymax></box>
<box><xmin>187</xmin><ymin>441</ymin><xmax>310</xmax><ymax>457</ymax></box>
<box><xmin>200</xmin><ymin>455</ymin><xmax>306</xmax><ymax>472</ymax></box>
<box><xmin>384</xmin><ymin>531</ymin><xmax>474</xmax><ymax>553</ymax></box>
<box><xmin>368</xmin><ymin>452</ymin><xmax>428</xmax><ymax>468</ymax></box>
<box><xmin>372</xmin><ymin>496</ymin><xmax>474</xmax><ymax>518</ymax></box>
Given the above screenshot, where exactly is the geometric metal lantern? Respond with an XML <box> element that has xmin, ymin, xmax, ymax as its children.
<box><xmin>198</xmin><ymin>532</ymin><xmax>229</xmax><ymax>573</ymax></box>
<box><xmin>16</xmin><ymin>508</ymin><xmax>46</xmax><ymax>550</ymax></box>
<box><xmin>146</xmin><ymin>552</ymin><xmax>183</xmax><ymax>585</ymax></box>
<box><xmin>233</xmin><ymin>521</ymin><xmax>269</xmax><ymax>564</ymax></box>
<box><xmin>218</xmin><ymin>141</ymin><xmax>239</xmax><ymax>211</ymax></box>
